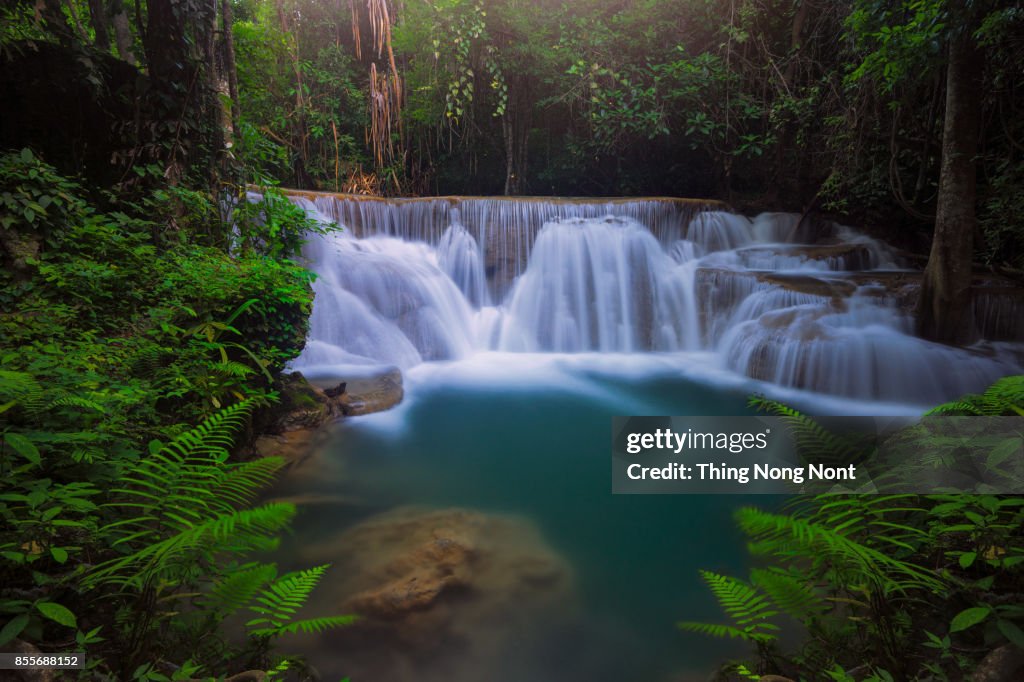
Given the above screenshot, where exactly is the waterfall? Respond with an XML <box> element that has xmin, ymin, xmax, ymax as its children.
<box><xmin>283</xmin><ymin>191</ymin><xmax>1022</xmax><ymax>405</ymax></box>
<box><xmin>301</xmin><ymin>229</ymin><xmax>475</xmax><ymax>369</ymax></box>
<box><xmin>495</xmin><ymin>217</ymin><xmax>699</xmax><ymax>352</ymax></box>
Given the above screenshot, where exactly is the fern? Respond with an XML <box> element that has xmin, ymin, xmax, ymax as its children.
<box><xmin>246</xmin><ymin>565</ymin><xmax>356</xmax><ymax>638</ymax></box>
<box><xmin>685</xmin><ymin>381</ymin><xmax>1024</xmax><ymax>679</ymax></box>
<box><xmin>88</xmin><ymin>504</ymin><xmax>295</xmax><ymax>587</ymax></box>
<box><xmin>678</xmin><ymin>571</ymin><xmax>779</xmax><ymax>644</ymax></box>
<box><xmin>748</xmin><ymin>395</ymin><xmax>867</xmax><ymax>465</ymax></box>
<box><xmin>45</xmin><ymin>395</ymin><xmax>105</xmax><ymax>413</ymax></box>
<box><xmin>736</xmin><ymin>507</ymin><xmax>944</xmax><ymax>593</ymax></box>
<box><xmin>129</xmin><ymin>345</ymin><xmax>168</xmax><ymax>379</ymax></box>
<box><xmin>925</xmin><ymin>375</ymin><xmax>1024</xmax><ymax>415</ymax></box>
<box><xmin>0</xmin><ymin>370</ymin><xmax>44</xmax><ymax>414</ymax></box>
<box><xmin>749</xmin><ymin>567</ymin><xmax>825</xmax><ymax>620</ymax></box>
<box><xmin>0</xmin><ymin>371</ymin><xmax>103</xmax><ymax>417</ymax></box>
<box><xmin>207</xmin><ymin>563</ymin><xmax>279</xmax><ymax>616</ymax></box>
<box><xmin>88</xmin><ymin>400</ymin><xmax>290</xmax><ymax>587</ymax></box>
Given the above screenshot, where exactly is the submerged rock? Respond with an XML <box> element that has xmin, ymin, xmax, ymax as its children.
<box><xmin>293</xmin><ymin>506</ymin><xmax>574</xmax><ymax>682</ymax></box>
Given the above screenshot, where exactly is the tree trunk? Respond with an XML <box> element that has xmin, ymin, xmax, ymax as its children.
<box><xmin>145</xmin><ymin>0</ymin><xmax>187</xmax><ymax>86</ymax></box>
<box><xmin>917</xmin><ymin>16</ymin><xmax>982</xmax><ymax>344</ymax></box>
<box><xmin>200</xmin><ymin>0</ymin><xmax>223</xmax><ymax>183</ymax></box>
<box><xmin>109</xmin><ymin>0</ymin><xmax>136</xmax><ymax>64</ymax></box>
<box><xmin>502</xmin><ymin>81</ymin><xmax>529</xmax><ymax>195</ymax></box>
<box><xmin>144</xmin><ymin>0</ymin><xmax>194</xmax><ymax>183</ymax></box>
<box><xmin>88</xmin><ymin>0</ymin><xmax>111</xmax><ymax>51</ymax></box>
<box><xmin>221</xmin><ymin>0</ymin><xmax>239</xmax><ymax>133</ymax></box>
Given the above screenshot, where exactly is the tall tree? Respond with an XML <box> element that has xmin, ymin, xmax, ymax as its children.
<box><xmin>917</xmin><ymin>7</ymin><xmax>983</xmax><ymax>343</ymax></box>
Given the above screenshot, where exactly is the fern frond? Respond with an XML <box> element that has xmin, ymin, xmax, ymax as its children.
<box><xmin>0</xmin><ymin>370</ymin><xmax>44</xmax><ymax>414</ymax></box>
<box><xmin>924</xmin><ymin>400</ymin><xmax>982</xmax><ymax>416</ymax></box>
<box><xmin>981</xmin><ymin>375</ymin><xmax>1024</xmax><ymax>414</ymax></box>
<box><xmin>253</xmin><ymin>615</ymin><xmax>357</xmax><ymax>637</ymax></box>
<box><xmin>925</xmin><ymin>376</ymin><xmax>1024</xmax><ymax>415</ymax></box>
<box><xmin>208</xmin><ymin>457</ymin><xmax>287</xmax><ymax>513</ymax></box>
<box><xmin>213</xmin><ymin>360</ymin><xmax>257</xmax><ymax>378</ymax></box>
<box><xmin>747</xmin><ymin>395</ymin><xmax>865</xmax><ymax>464</ymax></box>
<box><xmin>45</xmin><ymin>395</ymin><xmax>105</xmax><ymax>413</ymax></box>
<box><xmin>105</xmin><ymin>400</ymin><xmax>260</xmax><ymax>536</ymax></box>
<box><xmin>249</xmin><ymin>565</ymin><xmax>329</xmax><ymax>624</ymax></box>
<box><xmin>163</xmin><ymin>398</ymin><xmax>255</xmax><ymax>461</ymax></box>
<box><xmin>88</xmin><ymin>503</ymin><xmax>296</xmax><ymax>587</ymax></box>
<box><xmin>677</xmin><ymin>620</ymin><xmax>775</xmax><ymax>643</ymax></box>
<box><xmin>750</xmin><ymin>567</ymin><xmax>825</xmax><ymax>620</ymax></box>
<box><xmin>206</xmin><ymin>563</ymin><xmax>278</xmax><ymax>616</ymax></box>
<box><xmin>245</xmin><ymin>564</ymin><xmax>352</xmax><ymax>637</ymax></box>
<box><xmin>699</xmin><ymin>570</ymin><xmax>779</xmax><ymax>626</ymax></box>
<box><xmin>678</xmin><ymin>571</ymin><xmax>780</xmax><ymax>644</ymax></box>
<box><xmin>736</xmin><ymin>507</ymin><xmax>944</xmax><ymax>593</ymax></box>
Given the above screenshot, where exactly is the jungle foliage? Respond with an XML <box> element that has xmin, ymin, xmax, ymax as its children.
<box><xmin>681</xmin><ymin>379</ymin><xmax>1024</xmax><ymax>681</ymax></box>
<box><xmin>0</xmin><ymin>143</ymin><xmax>343</xmax><ymax>677</ymax></box>
<box><xmin>191</xmin><ymin>0</ymin><xmax>1024</xmax><ymax>272</ymax></box>
<box><xmin>2</xmin><ymin>0</ymin><xmax>1024</xmax><ymax>680</ymax></box>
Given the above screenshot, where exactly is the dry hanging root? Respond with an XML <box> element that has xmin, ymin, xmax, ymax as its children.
<box><xmin>352</xmin><ymin>0</ymin><xmax>403</xmax><ymax>167</ymax></box>
<box><xmin>368</xmin><ymin>63</ymin><xmax>403</xmax><ymax>166</ymax></box>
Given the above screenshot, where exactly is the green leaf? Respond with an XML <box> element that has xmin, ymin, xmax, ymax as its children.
<box><xmin>997</xmin><ymin>619</ymin><xmax>1024</xmax><ymax>650</ymax></box>
<box><xmin>4</xmin><ymin>433</ymin><xmax>41</xmax><ymax>465</ymax></box>
<box><xmin>51</xmin><ymin>547</ymin><xmax>69</xmax><ymax>564</ymax></box>
<box><xmin>987</xmin><ymin>438</ymin><xmax>1021</xmax><ymax>469</ymax></box>
<box><xmin>964</xmin><ymin>511</ymin><xmax>986</xmax><ymax>526</ymax></box>
<box><xmin>36</xmin><ymin>602</ymin><xmax>77</xmax><ymax>628</ymax></box>
<box><xmin>959</xmin><ymin>551</ymin><xmax>977</xmax><ymax>569</ymax></box>
<box><xmin>0</xmin><ymin>614</ymin><xmax>30</xmax><ymax>646</ymax></box>
<box><xmin>950</xmin><ymin>606</ymin><xmax>990</xmax><ymax>633</ymax></box>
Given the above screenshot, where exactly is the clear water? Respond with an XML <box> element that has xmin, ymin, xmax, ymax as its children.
<box><xmin>265</xmin><ymin>195</ymin><xmax>1020</xmax><ymax>680</ymax></box>
<box><xmin>271</xmin><ymin>354</ymin><xmax>914</xmax><ymax>682</ymax></box>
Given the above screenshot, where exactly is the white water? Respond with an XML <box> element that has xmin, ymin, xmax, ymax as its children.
<box><xmin>287</xmin><ymin>194</ymin><xmax>1021</xmax><ymax>407</ymax></box>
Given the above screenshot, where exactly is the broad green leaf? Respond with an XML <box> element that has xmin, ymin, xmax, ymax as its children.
<box><xmin>958</xmin><ymin>551</ymin><xmax>976</xmax><ymax>569</ymax></box>
<box><xmin>0</xmin><ymin>613</ymin><xmax>29</xmax><ymax>646</ymax></box>
<box><xmin>36</xmin><ymin>602</ymin><xmax>77</xmax><ymax>628</ymax></box>
<box><xmin>997</xmin><ymin>619</ymin><xmax>1024</xmax><ymax>650</ymax></box>
<box><xmin>950</xmin><ymin>606</ymin><xmax>990</xmax><ymax>633</ymax></box>
<box><xmin>987</xmin><ymin>438</ymin><xmax>1021</xmax><ymax>469</ymax></box>
<box><xmin>4</xmin><ymin>433</ymin><xmax>40</xmax><ymax>465</ymax></box>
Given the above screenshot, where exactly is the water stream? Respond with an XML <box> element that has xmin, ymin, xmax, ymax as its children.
<box><xmin>268</xmin><ymin>192</ymin><xmax>1023</xmax><ymax>681</ymax></box>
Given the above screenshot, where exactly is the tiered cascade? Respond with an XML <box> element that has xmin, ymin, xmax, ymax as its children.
<box><xmin>285</xmin><ymin>191</ymin><xmax>1023</xmax><ymax>405</ymax></box>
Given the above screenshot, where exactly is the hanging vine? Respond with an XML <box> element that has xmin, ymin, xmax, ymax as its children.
<box><xmin>351</xmin><ymin>0</ymin><xmax>403</xmax><ymax>168</ymax></box>
<box><xmin>440</xmin><ymin>1</ymin><xmax>507</xmax><ymax>128</ymax></box>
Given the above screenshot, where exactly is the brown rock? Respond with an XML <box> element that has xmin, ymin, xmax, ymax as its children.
<box><xmin>287</xmin><ymin>507</ymin><xmax>574</xmax><ymax>682</ymax></box>
<box><xmin>252</xmin><ymin>428</ymin><xmax>320</xmax><ymax>466</ymax></box>
<box><xmin>269</xmin><ymin>372</ymin><xmax>333</xmax><ymax>432</ymax></box>
<box><xmin>7</xmin><ymin>640</ymin><xmax>54</xmax><ymax>682</ymax></box>
<box><xmin>334</xmin><ymin>368</ymin><xmax>403</xmax><ymax>416</ymax></box>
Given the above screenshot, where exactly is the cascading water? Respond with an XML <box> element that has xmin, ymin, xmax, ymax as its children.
<box><xmin>285</xmin><ymin>191</ymin><xmax>1023</xmax><ymax>406</ymax></box>
<box><xmin>496</xmin><ymin>217</ymin><xmax>699</xmax><ymax>353</ymax></box>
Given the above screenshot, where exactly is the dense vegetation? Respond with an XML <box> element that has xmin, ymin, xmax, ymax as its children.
<box><xmin>1</xmin><ymin>0</ymin><xmax>1023</xmax><ymax>680</ymax></box>
<box><xmin>682</xmin><ymin>381</ymin><xmax>1024</xmax><ymax>681</ymax></box>
<box><xmin>7</xmin><ymin>0</ymin><xmax>1022</xmax><ymax>340</ymax></box>
<box><xmin>0</xmin><ymin>147</ymin><xmax>356</xmax><ymax>678</ymax></box>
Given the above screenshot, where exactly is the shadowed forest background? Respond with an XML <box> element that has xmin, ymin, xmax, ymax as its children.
<box><xmin>2</xmin><ymin>1</ymin><xmax>1024</xmax><ymax>681</ymax></box>
<box><xmin>6</xmin><ymin>1</ymin><xmax>1024</xmax><ymax>340</ymax></box>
